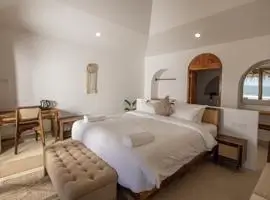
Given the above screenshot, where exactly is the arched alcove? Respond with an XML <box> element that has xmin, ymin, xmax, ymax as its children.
<box><xmin>151</xmin><ymin>69</ymin><xmax>168</xmax><ymax>99</ymax></box>
<box><xmin>205</xmin><ymin>76</ymin><xmax>220</xmax><ymax>95</ymax></box>
<box><xmin>187</xmin><ymin>53</ymin><xmax>222</xmax><ymax>106</ymax></box>
<box><xmin>204</xmin><ymin>76</ymin><xmax>220</xmax><ymax>105</ymax></box>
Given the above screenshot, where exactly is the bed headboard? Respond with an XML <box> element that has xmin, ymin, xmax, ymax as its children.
<box><xmin>202</xmin><ymin>107</ymin><xmax>220</xmax><ymax>129</ymax></box>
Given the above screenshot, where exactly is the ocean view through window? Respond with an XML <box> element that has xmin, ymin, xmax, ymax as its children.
<box><xmin>240</xmin><ymin>60</ymin><xmax>270</xmax><ymax>106</ymax></box>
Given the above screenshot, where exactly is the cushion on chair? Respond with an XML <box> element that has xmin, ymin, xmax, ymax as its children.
<box><xmin>19</xmin><ymin>108</ymin><xmax>39</xmax><ymax>120</ymax></box>
<box><xmin>44</xmin><ymin>139</ymin><xmax>117</xmax><ymax>200</ymax></box>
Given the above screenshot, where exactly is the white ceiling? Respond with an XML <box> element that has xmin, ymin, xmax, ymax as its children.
<box><xmin>149</xmin><ymin>0</ymin><xmax>256</xmax><ymax>35</ymax></box>
<box><xmin>147</xmin><ymin>0</ymin><xmax>270</xmax><ymax>56</ymax></box>
<box><xmin>0</xmin><ymin>0</ymin><xmax>152</xmax><ymax>49</ymax></box>
<box><xmin>58</xmin><ymin>0</ymin><xmax>152</xmax><ymax>35</ymax></box>
<box><xmin>0</xmin><ymin>0</ymin><xmax>269</xmax><ymax>55</ymax></box>
<box><xmin>0</xmin><ymin>0</ymin><xmax>152</xmax><ymax>36</ymax></box>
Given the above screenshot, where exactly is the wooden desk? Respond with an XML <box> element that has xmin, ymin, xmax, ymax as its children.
<box><xmin>259</xmin><ymin>111</ymin><xmax>270</xmax><ymax>115</ymax></box>
<box><xmin>259</xmin><ymin>111</ymin><xmax>270</xmax><ymax>131</ymax></box>
<box><xmin>0</xmin><ymin>108</ymin><xmax>59</xmax><ymax>154</ymax></box>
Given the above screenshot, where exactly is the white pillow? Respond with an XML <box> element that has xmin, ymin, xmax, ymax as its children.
<box><xmin>172</xmin><ymin>103</ymin><xmax>206</xmax><ymax>123</ymax></box>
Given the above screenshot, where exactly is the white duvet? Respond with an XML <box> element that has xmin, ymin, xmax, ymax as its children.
<box><xmin>71</xmin><ymin>111</ymin><xmax>217</xmax><ymax>193</ymax></box>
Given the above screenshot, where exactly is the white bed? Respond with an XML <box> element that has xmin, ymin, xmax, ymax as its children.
<box><xmin>201</xmin><ymin>122</ymin><xmax>218</xmax><ymax>137</ymax></box>
<box><xmin>71</xmin><ymin>111</ymin><xmax>217</xmax><ymax>193</ymax></box>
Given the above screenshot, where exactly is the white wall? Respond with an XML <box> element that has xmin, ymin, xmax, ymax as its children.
<box><xmin>30</xmin><ymin>36</ymin><xmax>145</xmax><ymax>115</ymax></box>
<box><xmin>0</xmin><ymin>30</ymin><xmax>17</xmax><ymax>110</ymax></box>
<box><xmin>220</xmin><ymin>107</ymin><xmax>258</xmax><ymax>170</ymax></box>
<box><xmin>0</xmin><ymin>0</ymin><xmax>151</xmax><ymax>115</ymax></box>
<box><xmin>145</xmin><ymin>35</ymin><xmax>270</xmax><ymax>108</ymax></box>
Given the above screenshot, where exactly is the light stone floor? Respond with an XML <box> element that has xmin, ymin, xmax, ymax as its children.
<box><xmin>0</xmin><ymin>158</ymin><xmax>264</xmax><ymax>200</ymax></box>
<box><xmin>0</xmin><ymin>135</ymin><xmax>54</xmax><ymax>178</ymax></box>
<box><xmin>0</xmin><ymin>140</ymin><xmax>268</xmax><ymax>200</ymax></box>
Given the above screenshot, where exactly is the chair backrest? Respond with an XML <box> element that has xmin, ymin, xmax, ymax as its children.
<box><xmin>17</xmin><ymin>106</ymin><xmax>41</xmax><ymax>122</ymax></box>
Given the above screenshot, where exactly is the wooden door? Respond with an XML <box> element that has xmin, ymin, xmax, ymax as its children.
<box><xmin>188</xmin><ymin>71</ymin><xmax>197</xmax><ymax>104</ymax></box>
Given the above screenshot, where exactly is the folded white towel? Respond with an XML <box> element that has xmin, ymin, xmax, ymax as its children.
<box><xmin>122</xmin><ymin>132</ymin><xmax>155</xmax><ymax>148</ymax></box>
<box><xmin>83</xmin><ymin>115</ymin><xmax>107</xmax><ymax>122</ymax></box>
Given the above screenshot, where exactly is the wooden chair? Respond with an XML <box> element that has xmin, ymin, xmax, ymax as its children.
<box><xmin>267</xmin><ymin>141</ymin><xmax>270</xmax><ymax>163</ymax></box>
<box><xmin>14</xmin><ymin>106</ymin><xmax>45</xmax><ymax>154</ymax></box>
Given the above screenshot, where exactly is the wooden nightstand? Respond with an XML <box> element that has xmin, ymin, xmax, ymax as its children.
<box><xmin>214</xmin><ymin>134</ymin><xmax>247</xmax><ymax>169</ymax></box>
<box><xmin>57</xmin><ymin>115</ymin><xmax>83</xmax><ymax>141</ymax></box>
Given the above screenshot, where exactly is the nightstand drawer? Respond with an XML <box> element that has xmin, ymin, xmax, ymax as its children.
<box><xmin>219</xmin><ymin>143</ymin><xmax>238</xmax><ymax>160</ymax></box>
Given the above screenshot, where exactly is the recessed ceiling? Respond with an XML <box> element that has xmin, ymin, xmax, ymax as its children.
<box><xmin>147</xmin><ymin>0</ymin><xmax>270</xmax><ymax>56</ymax></box>
<box><xmin>0</xmin><ymin>0</ymin><xmax>151</xmax><ymax>49</ymax></box>
<box><xmin>149</xmin><ymin>0</ymin><xmax>257</xmax><ymax>35</ymax></box>
<box><xmin>59</xmin><ymin>0</ymin><xmax>152</xmax><ymax>35</ymax></box>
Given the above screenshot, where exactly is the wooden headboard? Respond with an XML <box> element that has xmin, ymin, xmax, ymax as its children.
<box><xmin>202</xmin><ymin>107</ymin><xmax>220</xmax><ymax>129</ymax></box>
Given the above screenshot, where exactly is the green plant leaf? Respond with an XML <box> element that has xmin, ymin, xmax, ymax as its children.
<box><xmin>132</xmin><ymin>100</ymin><xmax>137</xmax><ymax>106</ymax></box>
<box><xmin>124</xmin><ymin>99</ymin><xmax>131</xmax><ymax>106</ymax></box>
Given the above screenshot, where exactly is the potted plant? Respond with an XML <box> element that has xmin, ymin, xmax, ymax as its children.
<box><xmin>123</xmin><ymin>99</ymin><xmax>137</xmax><ymax>112</ymax></box>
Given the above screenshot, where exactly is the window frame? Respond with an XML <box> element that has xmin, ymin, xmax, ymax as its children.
<box><xmin>239</xmin><ymin>60</ymin><xmax>270</xmax><ymax>106</ymax></box>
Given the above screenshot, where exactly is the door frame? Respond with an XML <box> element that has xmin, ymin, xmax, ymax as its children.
<box><xmin>187</xmin><ymin>53</ymin><xmax>222</xmax><ymax>106</ymax></box>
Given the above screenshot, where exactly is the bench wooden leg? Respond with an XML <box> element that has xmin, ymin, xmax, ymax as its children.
<box><xmin>14</xmin><ymin>131</ymin><xmax>19</xmax><ymax>155</ymax></box>
<box><xmin>35</xmin><ymin>132</ymin><xmax>38</xmax><ymax>141</ymax></box>
<box><xmin>43</xmin><ymin>148</ymin><xmax>48</xmax><ymax>177</ymax></box>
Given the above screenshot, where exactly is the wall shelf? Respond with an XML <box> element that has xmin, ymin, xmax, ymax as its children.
<box><xmin>155</xmin><ymin>78</ymin><xmax>176</xmax><ymax>81</ymax></box>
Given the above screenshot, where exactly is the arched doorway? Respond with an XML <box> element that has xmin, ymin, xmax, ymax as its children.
<box><xmin>187</xmin><ymin>53</ymin><xmax>222</xmax><ymax>106</ymax></box>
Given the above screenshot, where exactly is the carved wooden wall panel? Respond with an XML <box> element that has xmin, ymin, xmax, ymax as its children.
<box><xmin>189</xmin><ymin>53</ymin><xmax>222</xmax><ymax>70</ymax></box>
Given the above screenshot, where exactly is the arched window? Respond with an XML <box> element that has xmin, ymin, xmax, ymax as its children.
<box><xmin>239</xmin><ymin>60</ymin><xmax>270</xmax><ymax>106</ymax></box>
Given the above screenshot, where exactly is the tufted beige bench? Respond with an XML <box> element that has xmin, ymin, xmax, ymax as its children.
<box><xmin>44</xmin><ymin>139</ymin><xmax>118</xmax><ymax>200</ymax></box>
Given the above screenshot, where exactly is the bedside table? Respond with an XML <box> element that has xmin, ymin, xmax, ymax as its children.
<box><xmin>57</xmin><ymin>115</ymin><xmax>83</xmax><ymax>141</ymax></box>
<box><xmin>214</xmin><ymin>134</ymin><xmax>247</xmax><ymax>169</ymax></box>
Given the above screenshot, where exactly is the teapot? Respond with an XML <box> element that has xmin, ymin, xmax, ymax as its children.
<box><xmin>40</xmin><ymin>100</ymin><xmax>51</xmax><ymax>109</ymax></box>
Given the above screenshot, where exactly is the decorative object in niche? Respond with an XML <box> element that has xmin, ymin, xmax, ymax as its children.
<box><xmin>86</xmin><ymin>63</ymin><xmax>98</xmax><ymax>94</ymax></box>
